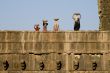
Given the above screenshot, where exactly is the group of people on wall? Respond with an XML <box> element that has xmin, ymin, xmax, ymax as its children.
<box><xmin>34</xmin><ymin>13</ymin><xmax>81</xmax><ymax>32</ymax></box>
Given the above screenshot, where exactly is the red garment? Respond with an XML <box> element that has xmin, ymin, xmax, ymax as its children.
<box><xmin>43</xmin><ymin>23</ymin><xmax>48</xmax><ymax>32</ymax></box>
<box><xmin>34</xmin><ymin>25</ymin><xmax>40</xmax><ymax>31</ymax></box>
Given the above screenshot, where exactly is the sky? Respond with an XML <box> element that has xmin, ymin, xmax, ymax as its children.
<box><xmin>0</xmin><ymin>0</ymin><xmax>99</xmax><ymax>31</ymax></box>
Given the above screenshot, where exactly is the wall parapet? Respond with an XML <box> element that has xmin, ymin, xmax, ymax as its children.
<box><xmin>0</xmin><ymin>31</ymin><xmax>110</xmax><ymax>54</ymax></box>
<box><xmin>0</xmin><ymin>31</ymin><xmax>110</xmax><ymax>72</ymax></box>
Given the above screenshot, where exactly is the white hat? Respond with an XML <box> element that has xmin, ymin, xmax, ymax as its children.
<box><xmin>43</xmin><ymin>19</ymin><xmax>48</xmax><ymax>22</ymax></box>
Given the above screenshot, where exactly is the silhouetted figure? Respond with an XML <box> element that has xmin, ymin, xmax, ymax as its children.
<box><xmin>53</xmin><ymin>18</ymin><xmax>59</xmax><ymax>32</ymax></box>
<box><xmin>73</xmin><ymin>13</ymin><xmax>81</xmax><ymax>31</ymax></box>
<box><xmin>74</xmin><ymin>55</ymin><xmax>80</xmax><ymax>70</ymax></box>
<box><xmin>43</xmin><ymin>19</ymin><xmax>48</xmax><ymax>32</ymax></box>
<box><xmin>3</xmin><ymin>60</ymin><xmax>9</xmax><ymax>70</ymax></box>
<box><xmin>21</xmin><ymin>61</ymin><xmax>26</xmax><ymax>70</ymax></box>
<box><xmin>57</xmin><ymin>61</ymin><xmax>62</xmax><ymax>70</ymax></box>
<box><xmin>39</xmin><ymin>62</ymin><xmax>45</xmax><ymax>71</ymax></box>
<box><xmin>92</xmin><ymin>62</ymin><xmax>97</xmax><ymax>70</ymax></box>
<box><xmin>34</xmin><ymin>24</ymin><xmax>40</xmax><ymax>31</ymax></box>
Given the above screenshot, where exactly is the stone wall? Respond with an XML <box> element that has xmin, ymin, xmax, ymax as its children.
<box><xmin>0</xmin><ymin>0</ymin><xmax>110</xmax><ymax>73</ymax></box>
<box><xmin>0</xmin><ymin>31</ymin><xmax>110</xmax><ymax>73</ymax></box>
<box><xmin>98</xmin><ymin>0</ymin><xmax>110</xmax><ymax>30</ymax></box>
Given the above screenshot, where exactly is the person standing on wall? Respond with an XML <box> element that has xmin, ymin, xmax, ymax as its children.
<box><xmin>43</xmin><ymin>19</ymin><xmax>48</xmax><ymax>32</ymax></box>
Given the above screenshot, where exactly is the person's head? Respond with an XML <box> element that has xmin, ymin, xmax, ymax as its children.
<box><xmin>43</xmin><ymin>19</ymin><xmax>48</xmax><ymax>23</ymax></box>
<box><xmin>73</xmin><ymin>13</ymin><xmax>81</xmax><ymax>22</ymax></box>
<box><xmin>54</xmin><ymin>18</ymin><xmax>59</xmax><ymax>21</ymax></box>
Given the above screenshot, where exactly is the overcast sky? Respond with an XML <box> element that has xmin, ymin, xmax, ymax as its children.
<box><xmin>0</xmin><ymin>0</ymin><xmax>99</xmax><ymax>31</ymax></box>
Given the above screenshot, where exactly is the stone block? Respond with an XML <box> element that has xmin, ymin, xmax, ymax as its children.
<box><xmin>34</xmin><ymin>54</ymin><xmax>47</xmax><ymax>71</ymax></box>
<box><xmin>0</xmin><ymin>71</ymin><xmax>8</xmax><ymax>73</ymax></box>
<box><xmin>54</xmin><ymin>53</ymin><xmax>66</xmax><ymax>71</ymax></box>
<box><xmin>28</xmin><ymin>54</ymin><xmax>35</xmax><ymax>71</ymax></box>
<box><xmin>6</xmin><ymin>43</ymin><xmax>23</xmax><ymax>53</ymax></box>
<box><xmin>42</xmin><ymin>32</ymin><xmax>65</xmax><ymax>42</ymax></box>
<box><xmin>4</xmin><ymin>54</ymin><xmax>13</xmax><ymax>71</ymax></box>
<box><xmin>12</xmin><ymin>54</ymin><xmax>20</xmax><ymax>71</ymax></box>
<box><xmin>8</xmin><ymin>71</ymin><xmax>22</xmax><ymax>73</ymax></box>
<box><xmin>42</xmin><ymin>43</ymin><xmax>64</xmax><ymax>53</ymax></box>
<box><xmin>24</xmin><ymin>42</ymin><xmax>35</xmax><ymax>53</ymax></box>
<box><xmin>24</xmin><ymin>32</ymin><xmax>42</xmax><ymax>42</ymax></box>
<box><xmin>44</xmin><ymin>53</ymin><xmax>56</xmax><ymax>71</ymax></box>
<box><xmin>0</xmin><ymin>55</ymin><xmax>4</xmax><ymax>71</ymax></box>
<box><xmin>6</xmin><ymin>31</ymin><xmax>23</xmax><ymax>42</ymax></box>
<box><xmin>0</xmin><ymin>32</ymin><xmax>7</xmax><ymax>42</ymax></box>
<box><xmin>19</xmin><ymin>54</ymin><xmax>29</xmax><ymax>71</ymax></box>
<box><xmin>0</xmin><ymin>43</ymin><xmax>7</xmax><ymax>53</ymax></box>
<box><xmin>69</xmin><ymin>43</ymin><xmax>86</xmax><ymax>53</ymax></box>
<box><xmin>33</xmin><ymin>43</ymin><xmax>42</xmax><ymax>54</ymax></box>
<box><xmin>65</xmin><ymin>32</ymin><xmax>87</xmax><ymax>43</ymax></box>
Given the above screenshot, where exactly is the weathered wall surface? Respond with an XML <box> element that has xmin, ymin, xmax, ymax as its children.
<box><xmin>98</xmin><ymin>0</ymin><xmax>110</xmax><ymax>30</ymax></box>
<box><xmin>0</xmin><ymin>0</ymin><xmax>110</xmax><ymax>73</ymax></box>
<box><xmin>0</xmin><ymin>31</ymin><xmax>110</xmax><ymax>73</ymax></box>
